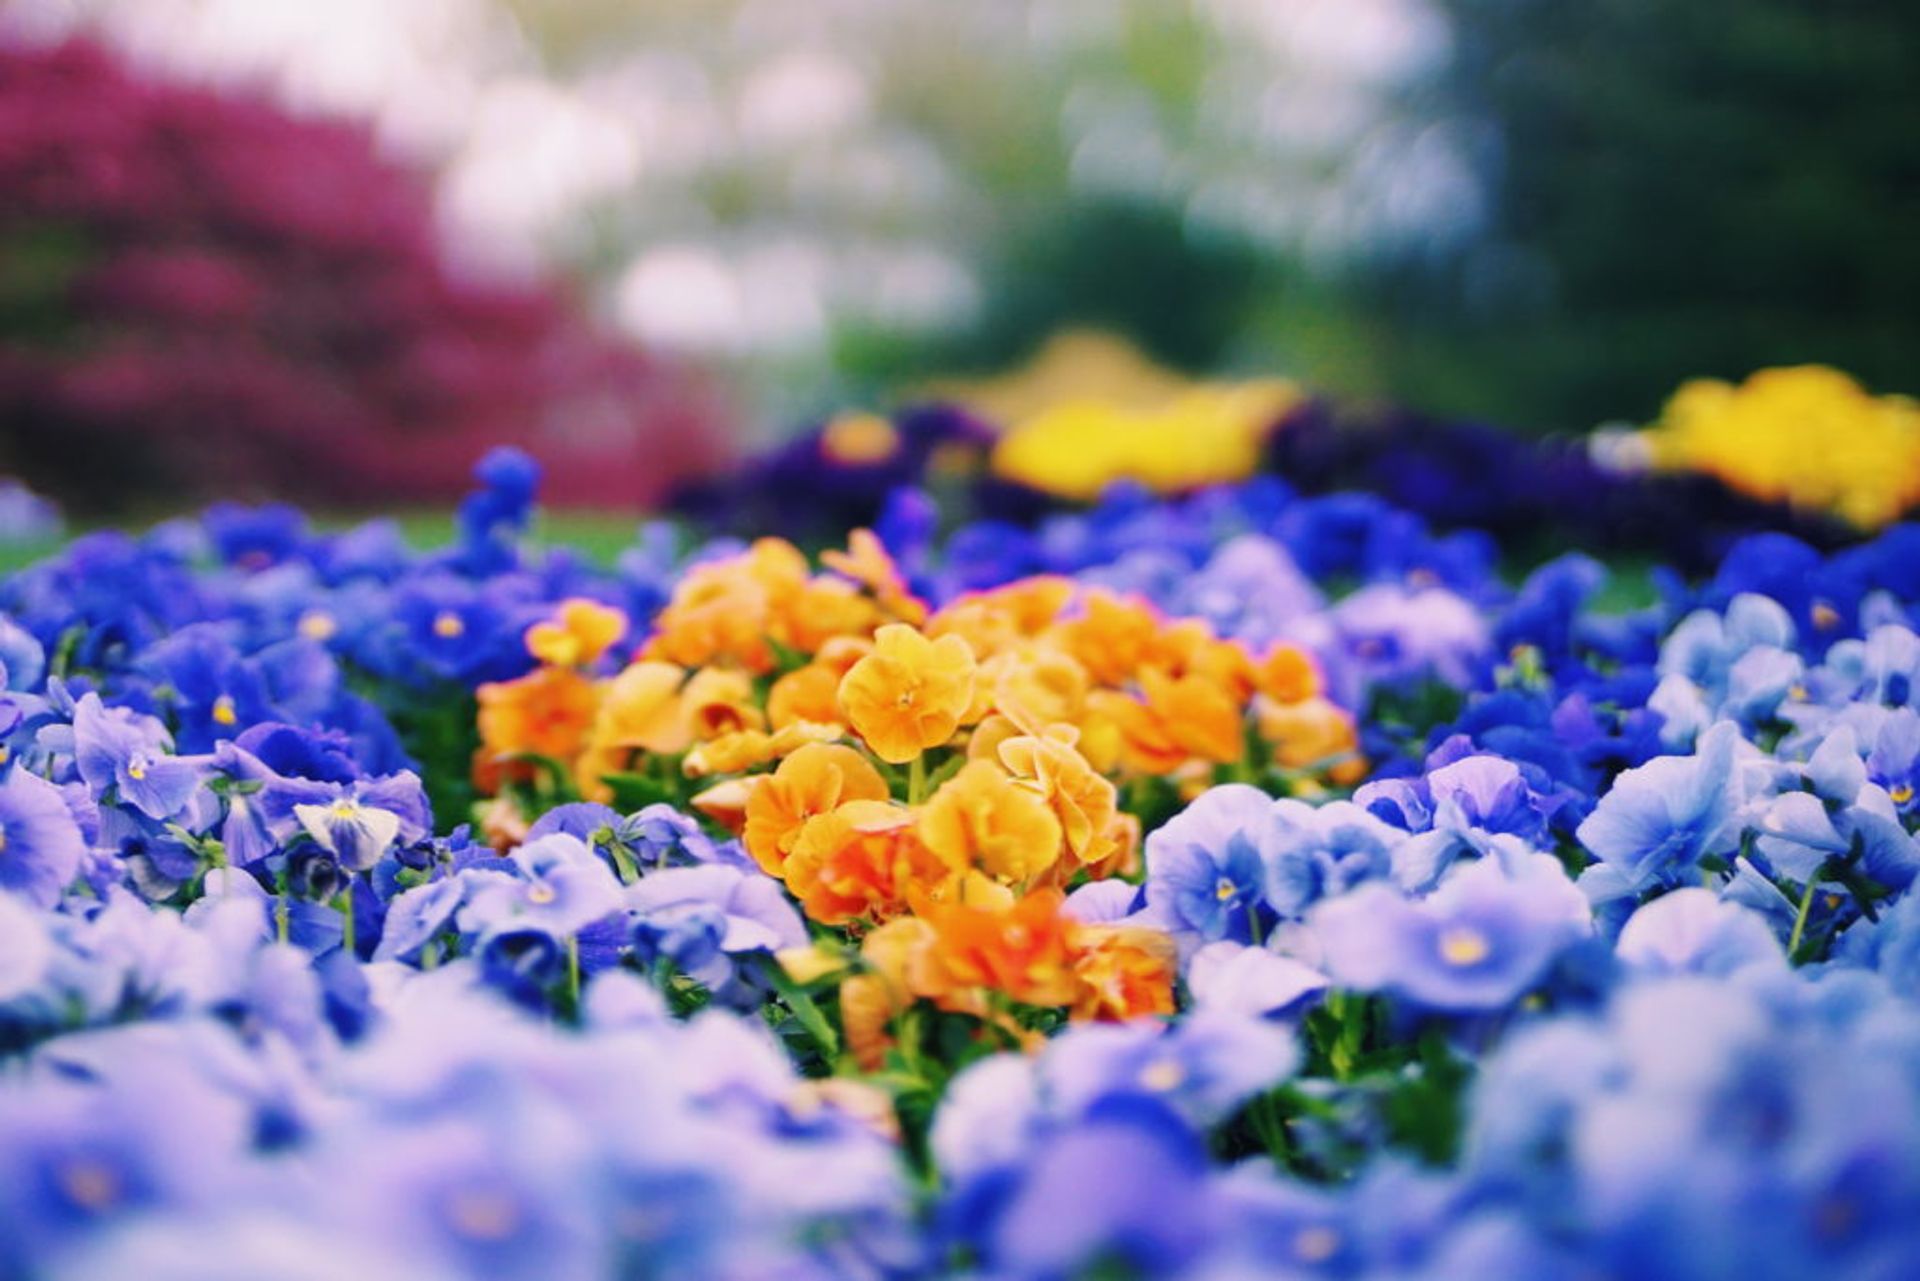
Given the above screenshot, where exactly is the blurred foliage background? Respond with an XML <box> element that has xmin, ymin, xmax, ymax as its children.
<box><xmin>1</xmin><ymin>0</ymin><xmax>1915</xmax><ymax>512</ymax></box>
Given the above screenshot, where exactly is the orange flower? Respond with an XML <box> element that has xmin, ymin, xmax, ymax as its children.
<box><xmin>779</xmin><ymin>578</ymin><xmax>883</xmax><ymax>656</ymax></box>
<box><xmin>690</xmin><ymin>778</ymin><xmax>754</xmax><ymax>832</ymax></box>
<box><xmin>1257</xmin><ymin>694</ymin><xmax>1367</xmax><ymax>786</ymax></box>
<box><xmin>918</xmin><ymin>760</ymin><xmax>1064</xmax><ymax>885</ymax></box>
<box><xmin>590</xmin><ymin>662</ymin><xmax>691</xmax><ymax>752</ymax></box>
<box><xmin>1257</xmin><ymin>643</ymin><xmax>1324</xmax><ymax>704</ymax></box>
<box><xmin>837</xmin><ymin>624</ymin><xmax>978</xmax><ymax>764</ymax></box>
<box><xmin>840</xmin><ymin>973</ymin><xmax>903</xmax><ymax>1072</ymax></box>
<box><xmin>475</xmin><ymin>666</ymin><xmax>599</xmax><ymax>779</ymax></box>
<box><xmin>1068</xmin><ymin>926</ymin><xmax>1177</xmax><ymax>1021</ymax></box>
<box><xmin>679</xmin><ymin>667</ymin><xmax>764</xmax><ymax>740</ymax></box>
<box><xmin>984</xmin><ymin>646</ymin><xmax>1089</xmax><ymax>734</ymax></box>
<box><xmin>783</xmin><ymin>799</ymin><xmax>953</xmax><ymax>926</ymax></box>
<box><xmin>742</xmin><ymin>743</ymin><xmax>890</xmax><ymax>876</ymax></box>
<box><xmin>768</xmin><ymin>663</ymin><xmax>849</xmax><ymax>731</ymax></box>
<box><xmin>685</xmin><ymin>722</ymin><xmax>838</xmax><ymax>778</ymax></box>
<box><xmin>524</xmin><ymin>598</ymin><xmax>628</xmax><ymax>668</ymax></box>
<box><xmin>645</xmin><ymin>539</ymin><xmax>809</xmax><ymax>673</ymax></box>
<box><xmin>996</xmin><ymin>728</ymin><xmax>1125</xmax><ymax>872</ymax></box>
<box><xmin>821</xmin><ymin>528</ymin><xmax>928</xmax><ymax>626</ymax></box>
<box><xmin>1143</xmin><ymin>668</ymin><xmax>1246</xmax><ymax>764</ymax></box>
<box><xmin>1056</xmin><ymin>591</ymin><xmax>1162</xmax><ymax>687</ymax></box>
<box><xmin>921</xmin><ymin>888</ymin><xmax>1083</xmax><ymax>1008</ymax></box>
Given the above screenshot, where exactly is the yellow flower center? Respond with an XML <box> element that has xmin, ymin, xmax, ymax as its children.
<box><xmin>433</xmin><ymin>611</ymin><xmax>465</xmax><ymax>639</ymax></box>
<box><xmin>445</xmin><ymin>1187</ymin><xmax>521</xmax><ymax>1242</ymax></box>
<box><xmin>526</xmin><ymin>882</ymin><xmax>557</xmax><ymax>906</ymax></box>
<box><xmin>126</xmin><ymin>757</ymin><xmax>148</xmax><ymax>782</ymax></box>
<box><xmin>1138</xmin><ymin>1058</ymin><xmax>1186</xmax><ymax>1092</ymax></box>
<box><xmin>1214</xmin><ymin>876</ymin><xmax>1238</xmax><ymax>902</ymax></box>
<box><xmin>1811</xmin><ymin>600</ymin><xmax>1841</xmax><ymax>631</ymax></box>
<box><xmin>298</xmin><ymin>610</ymin><xmax>338</xmax><ymax>641</ymax></box>
<box><xmin>1892</xmin><ymin>783</ymin><xmax>1915</xmax><ymax>805</ymax></box>
<box><xmin>211</xmin><ymin>694</ymin><xmax>238</xmax><ymax>726</ymax></box>
<box><xmin>1293</xmin><ymin>1226</ymin><xmax>1340</xmax><ymax>1263</ymax></box>
<box><xmin>57</xmin><ymin>1158</ymin><xmax>121</xmax><ymax>1212</ymax></box>
<box><xmin>1438</xmin><ymin>926</ymin><xmax>1491</xmax><ymax>967</ymax></box>
<box><xmin>329</xmin><ymin>799</ymin><xmax>359</xmax><ymax>820</ymax></box>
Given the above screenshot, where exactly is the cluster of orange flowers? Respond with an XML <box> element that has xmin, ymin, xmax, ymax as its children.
<box><xmin>474</xmin><ymin>530</ymin><xmax>1362</xmax><ymax>1059</ymax></box>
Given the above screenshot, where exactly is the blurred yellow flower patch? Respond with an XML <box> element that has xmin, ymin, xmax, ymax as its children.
<box><xmin>1641</xmin><ymin>366</ymin><xmax>1920</xmax><ymax>529</ymax></box>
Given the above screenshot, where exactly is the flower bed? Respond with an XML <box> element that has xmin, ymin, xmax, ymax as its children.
<box><xmin>2</xmin><ymin>445</ymin><xmax>1920</xmax><ymax>1279</ymax></box>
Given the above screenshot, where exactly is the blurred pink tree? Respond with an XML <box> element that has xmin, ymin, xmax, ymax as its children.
<box><xmin>0</xmin><ymin>38</ymin><xmax>730</xmax><ymax>513</ymax></box>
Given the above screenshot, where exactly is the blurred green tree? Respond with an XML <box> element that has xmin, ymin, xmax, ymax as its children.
<box><xmin>1394</xmin><ymin>0</ymin><xmax>1920</xmax><ymax>428</ymax></box>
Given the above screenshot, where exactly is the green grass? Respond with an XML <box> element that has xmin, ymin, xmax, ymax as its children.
<box><xmin>0</xmin><ymin>509</ymin><xmax>651</xmax><ymax>577</ymax></box>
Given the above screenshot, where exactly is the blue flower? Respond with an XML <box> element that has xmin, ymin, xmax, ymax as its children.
<box><xmin>70</xmin><ymin>693</ymin><xmax>201</xmax><ymax>822</ymax></box>
<box><xmin>0</xmin><ymin>767</ymin><xmax>85</xmax><ymax>906</ymax></box>
<box><xmin>1614</xmin><ymin>889</ymin><xmax>1785</xmax><ymax>978</ymax></box>
<box><xmin>627</xmin><ymin>864</ymin><xmax>807</xmax><ymax>1000</ymax></box>
<box><xmin>1041</xmin><ymin>1009</ymin><xmax>1301</xmax><ymax>1128</ymax></box>
<box><xmin>1576</xmin><ymin>720</ymin><xmax>1743</xmax><ymax>894</ymax></box>
<box><xmin>1312</xmin><ymin>850</ymin><xmax>1591</xmax><ymax>1012</ymax></box>
<box><xmin>460</xmin><ymin>834</ymin><xmax>624</xmax><ymax>938</ymax></box>
<box><xmin>1142</xmin><ymin>784</ymin><xmax>1273</xmax><ymax>954</ymax></box>
<box><xmin>1262</xmin><ymin>798</ymin><xmax>1402</xmax><ymax>917</ymax></box>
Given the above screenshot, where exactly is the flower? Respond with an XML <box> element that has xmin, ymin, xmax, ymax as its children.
<box><xmin>918</xmin><ymin>760</ymin><xmax>1064</xmax><ymax>885</ymax></box>
<box><xmin>523</xmin><ymin>599</ymin><xmax>627</xmax><ymax>669</ymax></box>
<box><xmin>782</xmin><ymin>799</ymin><xmax>951</xmax><ymax>926</ymax></box>
<box><xmin>837</xmin><ymin>624</ymin><xmax>978</xmax><ymax>763</ymax></box>
<box><xmin>1310</xmin><ymin>850</ymin><xmax>1591</xmax><ymax>1012</ymax></box>
<box><xmin>1142</xmin><ymin>784</ymin><xmax>1273</xmax><ymax>955</ymax></box>
<box><xmin>1576</xmin><ymin>721</ymin><xmax>1743</xmax><ymax>895</ymax></box>
<box><xmin>741</xmin><ymin>744</ymin><xmax>889</xmax><ymax>877</ymax></box>
<box><xmin>0</xmin><ymin>768</ymin><xmax>86</xmax><ymax>908</ymax></box>
<box><xmin>71</xmin><ymin>693</ymin><xmax>201</xmax><ymax>822</ymax></box>
<box><xmin>1641</xmin><ymin>365</ymin><xmax>1920</xmax><ymax>529</ymax></box>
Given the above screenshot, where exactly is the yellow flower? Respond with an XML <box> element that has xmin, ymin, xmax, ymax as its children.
<box><xmin>917</xmin><ymin>759</ymin><xmax>1064</xmax><ymax>885</ymax></box>
<box><xmin>742</xmin><ymin>743</ymin><xmax>890</xmax><ymax>876</ymax></box>
<box><xmin>524</xmin><ymin>598</ymin><xmax>628</xmax><ymax>668</ymax></box>
<box><xmin>1640</xmin><ymin>366</ymin><xmax>1920</xmax><ymax>529</ymax></box>
<box><xmin>837</xmin><ymin>624</ymin><xmax>978</xmax><ymax>764</ymax></box>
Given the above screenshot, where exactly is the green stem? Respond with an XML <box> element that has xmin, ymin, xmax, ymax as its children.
<box><xmin>1787</xmin><ymin>876</ymin><xmax>1820</xmax><ymax>960</ymax></box>
<box><xmin>763</xmin><ymin>958</ymin><xmax>840</xmax><ymax>1061</ymax></box>
<box><xmin>907</xmin><ymin>755</ymin><xmax>927</xmax><ymax>806</ymax></box>
<box><xmin>567</xmin><ymin>935</ymin><xmax>582</xmax><ymax>1010</ymax></box>
<box><xmin>340</xmin><ymin>879</ymin><xmax>356</xmax><ymax>959</ymax></box>
<box><xmin>276</xmin><ymin>896</ymin><xmax>289</xmax><ymax>945</ymax></box>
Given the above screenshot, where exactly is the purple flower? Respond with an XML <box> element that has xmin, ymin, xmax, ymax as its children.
<box><xmin>0</xmin><ymin>767</ymin><xmax>86</xmax><ymax>907</ymax></box>
<box><xmin>460</xmin><ymin>834</ymin><xmax>623</xmax><ymax>938</ymax></box>
<box><xmin>1312</xmin><ymin>850</ymin><xmax>1591</xmax><ymax>1012</ymax></box>
<box><xmin>1614</xmin><ymin>890</ymin><xmax>1785</xmax><ymax>978</ymax></box>
<box><xmin>1576</xmin><ymin>721</ymin><xmax>1743</xmax><ymax>895</ymax></box>
<box><xmin>1142</xmin><ymin>784</ymin><xmax>1273</xmax><ymax>955</ymax></box>
<box><xmin>71</xmin><ymin>693</ymin><xmax>201</xmax><ymax>822</ymax></box>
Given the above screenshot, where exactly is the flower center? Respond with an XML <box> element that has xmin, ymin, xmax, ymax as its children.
<box><xmin>1293</xmin><ymin>1226</ymin><xmax>1340</xmax><ymax>1263</ymax></box>
<box><xmin>433</xmin><ymin>611</ymin><xmax>465</xmax><ymax>639</ymax></box>
<box><xmin>1438</xmin><ymin>926</ymin><xmax>1491</xmax><ymax>967</ymax></box>
<box><xmin>1138</xmin><ymin>1058</ymin><xmax>1185</xmax><ymax>1092</ymax></box>
<box><xmin>1892</xmin><ymin>783</ymin><xmax>1915</xmax><ymax>805</ymax></box>
<box><xmin>526</xmin><ymin>882</ymin><xmax>557</xmax><ymax>906</ymax></box>
<box><xmin>56</xmin><ymin>1158</ymin><xmax>121</xmax><ymax>1212</ymax></box>
<box><xmin>211</xmin><ymin>694</ymin><xmax>238</xmax><ymax>726</ymax></box>
<box><xmin>125</xmin><ymin>754</ymin><xmax>149</xmax><ymax>782</ymax></box>
<box><xmin>445</xmin><ymin>1186</ymin><xmax>520</xmax><ymax>1242</ymax></box>
<box><xmin>298</xmin><ymin>610</ymin><xmax>338</xmax><ymax>641</ymax></box>
<box><xmin>1214</xmin><ymin>876</ymin><xmax>1238</xmax><ymax>902</ymax></box>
